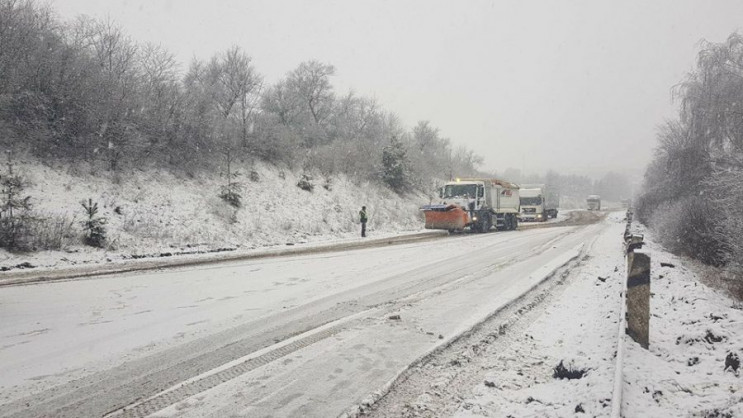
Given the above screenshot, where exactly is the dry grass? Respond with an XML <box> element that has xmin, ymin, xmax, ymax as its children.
<box><xmin>120</xmin><ymin>212</ymin><xmax>174</xmax><ymax>242</ymax></box>
<box><xmin>31</xmin><ymin>213</ymin><xmax>78</xmax><ymax>250</ymax></box>
<box><xmin>693</xmin><ymin>262</ymin><xmax>743</xmax><ymax>302</ymax></box>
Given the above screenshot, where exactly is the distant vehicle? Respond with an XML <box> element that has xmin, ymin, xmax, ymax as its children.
<box><xmin>421</xmin><ymin>178</ymin><xmax>520</xmax><ymax>233</ymax></box>
<box><xmin>587</xmin><ymin>195</ymin><xmax>601</xmax><ymax>210</ymax></box>
<box><xmin>519</xmin><ymin>185</ymin><xmax>558</xmax><ymax>222</ymax></box>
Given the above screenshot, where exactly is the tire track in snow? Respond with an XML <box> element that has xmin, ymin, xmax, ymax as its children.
<box><xmin>107</xmin><ymin>318</ymin><xmax>353</xmax><ymax>418</ymax></box>
<box><xmin>104</xmin><ymin>229</ymin><xmax>576</xmax><ymax>417</ymax></box>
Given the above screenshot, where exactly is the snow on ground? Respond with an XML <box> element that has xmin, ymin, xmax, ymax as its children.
<box><xmin>447</xmin><ymin>211</ymin><xmax>743</xmax><ymax>417</ymax></box>
<box><xmin>1</xmin><ymin>223</ymin><xmax>596</xmax><ymax>417</ymax></box>
<box><xmin>0</xmin><ymin>233</ymin><xmax>474</xmax><ymax>401</ymax></box>
<box><xmin>0</xmin><ymin>160</ymin><xmax>427</xmax><ymax>272</ymax></box>
<box><xmin>452</xmin><ymin>211</ymin><xmax>627</xmax><ymax>417</ymax></box>
<box><xmin>621</xmin><ymin>224</ymin><xmax>743</xmax><ymax>417</ymax></box>
<box><xmin>142</xmin><ymin>228</ymin><xmax>592</xmax><ymax>417</ymax></box>
<box><xmin>5</xmin><ymin>198</ymin><xmax>737</xmax><ymax>416</ymax></box>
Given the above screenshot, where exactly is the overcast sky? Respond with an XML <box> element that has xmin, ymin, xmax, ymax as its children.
<box><xmin>51</xmin><ymin>0</ymin><xmax>743</xmax><ymax>177</ymax></box>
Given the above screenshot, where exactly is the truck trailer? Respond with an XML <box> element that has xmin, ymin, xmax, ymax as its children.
<box><xmin>518</xmin><ymin>184</ymin><xmax>558</xmax><ymax>222</ymax></box>
<box><xmin>421</xmin><ymin>178</ymin><xmax>520</xmax><ymax>233</ymax></box>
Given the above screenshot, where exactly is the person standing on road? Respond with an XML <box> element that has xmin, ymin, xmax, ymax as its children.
<box><xmin>359</xmin><ymin>206</ymin><xmax>368</xmax><ymax>237</ymax></box>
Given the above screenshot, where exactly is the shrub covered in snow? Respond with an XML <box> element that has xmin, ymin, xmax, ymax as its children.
<box><xmin>80</xmin><ymin>199</ymin><xmax>107</xmax><ymax>248</ymax></box>
<box><xmin>646</xmin><ymin>196</ymin><xmax>728</xmax><ymax>267</ymax></box>
<box><xmin>0</xmin><ymin>152</ymin><xmax>34</xmax><ymax>251</ymax></box>
<box><xmin>708</xmin><ymin>168</ymin><xmax>743</xmax><ymax>276</ymax></box>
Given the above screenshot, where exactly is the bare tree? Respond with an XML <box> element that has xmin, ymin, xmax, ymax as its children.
<box><xmin>182</xmin><ymin>46</ymin><xmax>262</xmax><ymax>167</ymax></box>
<box><xmin>287</xmin><ymin>60</ymin><xmax>335</xmax><ymax>125</ymax></box>
<box><xmin>262</xmin><ymin>80</ymin><xmax>302</xmax><ymax>126</ymax></box>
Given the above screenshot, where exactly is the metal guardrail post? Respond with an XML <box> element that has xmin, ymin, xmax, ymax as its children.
<box><xmin>626</xmin><ymin>234</ymin><xmax>644</xmax><ymax>253</ymax></box>
<box><xmin>626</xmin><ymin>251</ymin><xmax>650</xmax><ymax>349</ymax></box>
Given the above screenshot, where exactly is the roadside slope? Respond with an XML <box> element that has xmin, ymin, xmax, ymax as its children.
<box><xmin>0</xmin><ymin>160</ymin><xmax>426</xmax><ymax>271</ymax></box>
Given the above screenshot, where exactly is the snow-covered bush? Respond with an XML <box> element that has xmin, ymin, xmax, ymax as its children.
<box><xmin>81</xmin><ymin>199</ymin><xmax>107</xmax><ymax>248</ymax></box>
<box><xmin>648</xmin><ymin>196</ymin><xmax>727</xmax><ymax>266</ymax></box>
<box><xmin>708</xmin><ymin>168</ymin><xmax>743</xmax><ymax>276</ymax></box>
<box><xmin>208</xmin><ymin>198</ymin><xmax>238</xmax><ymax>226</ymax></box>
<box><xmin>0</xmin><ymin>153</ymin><xmax>34</xmax><ymax>251</ymax></box>
<box><xmin>381</xmin><ymin>136</ymin><xmax>409</xmax><ymax>193</ymax></box>
<box><xmin>219</xmin><ymin>185</ymin><xmax>242</xmax><ymax>208</ymax></box>
<box><xmin>28</xmin><ymin>213</ymin><xmax>76</xmax><ymax>250</ymax></box>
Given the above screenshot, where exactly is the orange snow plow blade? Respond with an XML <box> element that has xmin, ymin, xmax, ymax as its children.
<box><xmin>421</xmin><ymin>204</ymin><xmax>467</xmax><ymax>231</ymax></box>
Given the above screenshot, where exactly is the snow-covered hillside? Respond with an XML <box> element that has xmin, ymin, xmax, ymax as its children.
<box><xmin>1</xmin><ymin>161</ymin><xmax>427</xmax><ymax>270</ymax></box>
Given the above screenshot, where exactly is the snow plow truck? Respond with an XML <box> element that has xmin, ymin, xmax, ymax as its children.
<box><xmin>421</xmin><ymin>178</ymin><xmax>520</xmax><ymax>233</ymax></box>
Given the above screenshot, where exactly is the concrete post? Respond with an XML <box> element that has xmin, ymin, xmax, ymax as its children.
<box><xmin>626</xmin><ymin>251</ymin><xmax>650</xmax><ymax>349</ymax></box>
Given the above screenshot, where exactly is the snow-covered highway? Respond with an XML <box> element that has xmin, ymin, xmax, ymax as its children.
<box><xmin>1</xmin><ymin>213</ymin><xmax>607</xmax><ymax>417</ymax></box>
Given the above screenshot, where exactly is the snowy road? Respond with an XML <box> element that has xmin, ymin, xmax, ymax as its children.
<box><xmin>1</xmin><ymin>214</ymin><xmax>607</xmax><ymax>417</ymax></box>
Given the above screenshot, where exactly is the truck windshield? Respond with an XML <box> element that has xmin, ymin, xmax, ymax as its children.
<box><xmin>442</xmin><ymin>184</ymin><xmax>478</xmax><ymax>198</ymax></box>
<box><xmin>520</xmin><ymin>197</ymin><xmax>542</xmax><ymax>206</ymax></box>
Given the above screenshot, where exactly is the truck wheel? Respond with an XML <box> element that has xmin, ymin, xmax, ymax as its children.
<box><xmin>480</xmin><ymin>214</ymin><xmax>490</xmax><ymax>233</ymax></box>
<box><xmin>513</xmin><ymin>215</ymin><xmax>519</xmax><ymax>230</ymax></box>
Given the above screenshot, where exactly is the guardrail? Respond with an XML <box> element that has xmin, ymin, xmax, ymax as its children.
<box><xmin>624</xmin><ymin>208</ymin><xmax>650</xmax><ymax>348</ymax></box>
<box><xmin>612</xmin><ymin>208</ymin><xmax>651</xmax><ymax>417</ymax></box>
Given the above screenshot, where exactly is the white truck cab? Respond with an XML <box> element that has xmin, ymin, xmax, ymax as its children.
<box><xmin>427</xmin><ymin>178</ymin><xmax>520</xmax><ymax>232</ymax></box>
<box><xmin>519</xmin><ymin>185</ymin><xmax>558</xmax><ymax>222</ymax></box>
